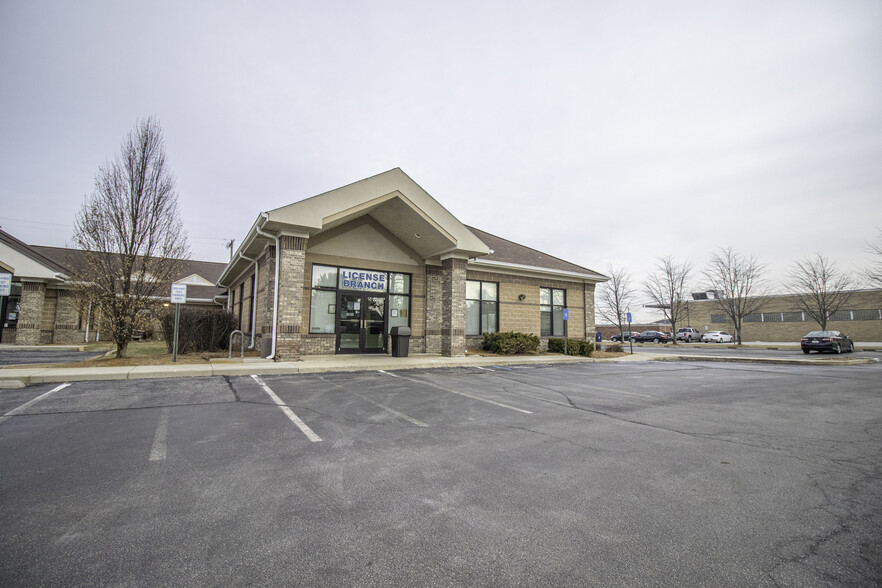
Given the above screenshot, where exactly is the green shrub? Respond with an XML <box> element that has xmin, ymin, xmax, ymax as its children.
<box><xmin>547</xmin><ymin>338</ymin><xmax>594</xmax><ymax>357</ymax></box>
<box><xmin>606</xmin><ymin>343</ymin><xmax>623</xmax><ymax>353</ymax></box>
<box><xmin>160</xmin><ymin>308</ymin><xmax>239</xmax><ymax>354</ymax></box>
<box><xmin>482</xmin><ymin>332</ymin><xmax>540</xmax><ymax>355</ymax></box>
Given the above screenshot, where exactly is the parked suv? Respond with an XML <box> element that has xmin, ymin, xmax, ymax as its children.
<box><xmin>676</xmin><ymin>327</ymin><xmax>701</xmax><ymax>342</ymax></box>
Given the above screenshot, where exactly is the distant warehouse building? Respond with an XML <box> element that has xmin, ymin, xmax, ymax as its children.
<box><xmin>218</xmin><ymin>168</ymin><xmax>608</xmax><ymax>360</ymax></box>
<box><xmin>682</xmin><ymin>290</ymin><xmax>882</xmax><ymax>342</ymax></box>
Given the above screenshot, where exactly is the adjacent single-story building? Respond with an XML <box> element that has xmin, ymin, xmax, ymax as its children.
<box><xmin>218</xmin><ymin>168</ymin><xmax>608</xmax><ymax>360</ymax></box>
<box><xmin>0</xmin><ymin>228</ymin><xmax>226</xmax><ymax>345</ymax></box>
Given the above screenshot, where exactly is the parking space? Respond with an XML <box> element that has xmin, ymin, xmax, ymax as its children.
<box><xmin>1</xmin><ymin>361</ymin><xmax>881</xmax><ymax>586</ymax></box>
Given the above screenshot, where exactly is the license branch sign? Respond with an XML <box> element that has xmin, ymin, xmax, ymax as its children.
<box><xmin>0</xmin><ymin>273</ymin><xmax>11</xmax><ymax>297</ymax></box>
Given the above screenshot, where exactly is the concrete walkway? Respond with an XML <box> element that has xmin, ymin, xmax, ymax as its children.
<box><xmin>0</xmin><ymin>345</ymin><xmax>878</xmax><ymax>388</ymax></box>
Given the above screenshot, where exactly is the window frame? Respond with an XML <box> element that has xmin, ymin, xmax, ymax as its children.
<box><xmin>540</xmin><ymin>287</ymin><xmax>566</xmax><ymax>337</ymax></box>
<box><xmin>308</xmin><ymin>264</ymin><xmax>411</xmax><ymax>335</ymax></box>
<box><xmin>466</xmin><ymin>280</ymin><xmax>499</xmax><ymax>336</ymax></box>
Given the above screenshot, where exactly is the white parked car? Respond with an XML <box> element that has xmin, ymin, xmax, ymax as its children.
<box><xmin>701</xmin><ymin>331</ymin><xmax>734</xmax><ymax>343</ymax></box>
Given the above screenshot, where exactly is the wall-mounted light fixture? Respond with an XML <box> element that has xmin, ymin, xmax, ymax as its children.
<box><xmin>518</xmin><ymin>294</ymin><xmax>526</xmax><ymax>301</ymax></box>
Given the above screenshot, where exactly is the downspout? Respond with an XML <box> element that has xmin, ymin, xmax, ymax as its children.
<box><xmin>84</xmin><ymin>301</ymin><xmax>91</xmax><ymax>343</ymax></box>
<box><xmin>255</xmin><ymin>212</ymin><xmax>279</xmax><ymax>360</ymax></box>
<box><xmin>237</xmin><ymin>251</ymin><xmax>259</xmax><ymax>350</ymax></box>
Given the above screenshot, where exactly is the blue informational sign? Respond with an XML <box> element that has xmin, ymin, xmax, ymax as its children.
<box><xmin>0</xmin><ymin>272</ymin><xmax>11</xmax><ymax>297</ymax></box>
<box><xmin>626</xmin><ymin>312</ymin><xmax>632</xmax><ymax>323</ymax></box>
<box><xmin>563</xmin><ymin>308</ymin><xmax>569</xmax><ymax>321</ymax></box>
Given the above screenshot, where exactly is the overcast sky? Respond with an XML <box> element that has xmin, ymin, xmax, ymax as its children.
<box><xmin>1</xmin><ymin>0</ymin><xmax>880</xmax><ymax>321</ymax></box>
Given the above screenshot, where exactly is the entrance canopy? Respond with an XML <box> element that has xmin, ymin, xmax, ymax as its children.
<box><xmin>220</xmin><ymin>168</ymin><xmax>490</xmax><ymax>285</ymax></box>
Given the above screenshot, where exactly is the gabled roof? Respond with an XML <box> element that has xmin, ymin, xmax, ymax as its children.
<box><xmin>30</xmin><ymin>245</ymin><xmax>227</xmax><ymax>300</ymax></box>
<box><xmin>466</xmin><ymin>226</ymin><xmax>607</xmax><ymax>282</ymax></box>
<box><xmin>220</xmin><ymin>168</ymin><xmax>491</xmax><ymax>285</ymax></box>
<box><xmin>219</xmin><ymin>169</ymin><xmax>609</xmax><ymax>286</ymax></box>
<box><xmin>0</xmin><ymin>228</ymin><xmax>69</xmax><ymax>279</ymax></box>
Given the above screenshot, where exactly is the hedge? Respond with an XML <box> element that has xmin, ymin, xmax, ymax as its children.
<box><xmin>160</xmin><ymin>308</ymin><xmax>239</xmax><ymax>354</ymax></box>
<box><xmin>482</xmin><ymin>332</ymin><xmax>540</xmax><ymax>355</ymax></box>
<box><xmin>547</xmin><ymin>338</ymin><xmax>594</xmax><ymax>357</ymax></box>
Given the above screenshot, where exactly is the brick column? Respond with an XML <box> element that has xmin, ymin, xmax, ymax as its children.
<box><xmin>15</xmin><ymin>281</ymin><xmax>46</xmax><ymax>345</ymax></box>
<box><xmin>275</xmin><ymin>234</ymin><xmax>308</xmax><ymax>361</ymax></box>
<box><xmin>53</xmin><ymin>289</ymin><xmax>81</xmax><ymax>344</ymax></box>
<box><xmin>583</xmin><ymin>282</ymin><xmax>596</xmax><ymax>341</ymax></box>
<box><xmin>440</xmin><ymin>256</ymin><xmax>467</xmax><ymax>357</ymax></box>
<box><xmin>258</xmin><ymin>250</ymin><xmax>275</xmax><ymax>356</ymax></box>
<box><xmin>424</xmin><ymin>264</ymin><xmax>442</xmax><ymax>354</ymax></box>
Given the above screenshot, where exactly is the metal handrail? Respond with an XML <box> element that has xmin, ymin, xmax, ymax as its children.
<box><xmin>228</xmin><ymin>330</ymin><xmax>245</xmax><ymax>359</ymax></box>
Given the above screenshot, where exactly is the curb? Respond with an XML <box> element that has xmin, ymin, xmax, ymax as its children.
<box><xmin>654</xmin><ymin>354</ymin><xmax>880</xmax><ymax>366</ymax></box>
<box><xmin>0</xmin><ymin>352</ymin><xmax>877</xmax><ymax>386</ymax></box>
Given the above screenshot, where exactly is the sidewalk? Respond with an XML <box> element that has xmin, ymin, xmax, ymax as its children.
<box><xmin>1</xmin><ymin>345</ymin><xmax>879</xmax><ymax>388</ymax></box>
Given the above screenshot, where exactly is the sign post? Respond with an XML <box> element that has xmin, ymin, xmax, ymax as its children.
<box><xmin>563</xmin><ymin>307</ymin><xmax>569</xmax><ymax>354</ymax></box>
<box><xmin>170</xmin><ymin>284</ymin><xmax>187</xmax><ymax>362</ymax></box>
<box><xmin>626</xmin><ymin>311</ymin><xmax>633</xmax><ymax>354</ymax></box>
<box><xmin>0</xmin><ymin>273</ymin><xmax>10</xmax><ymax>334</ymax></box>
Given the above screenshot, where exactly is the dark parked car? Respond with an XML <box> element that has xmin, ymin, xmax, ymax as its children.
<box><xmin>610</xmin><ymin>331</ymin><xmax>637</xmax><ymax>342</ymax></box>
<box><xmin>632</xmin><ymin>330</ymin><xmax>672</xmax><ymax>343</ymax></box>
<box><xmin>800</xmin><ymin>330</ymin><xmax>854</xmax><ymax>354</ymax></box>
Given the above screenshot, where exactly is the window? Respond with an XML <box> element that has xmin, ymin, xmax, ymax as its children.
<box><xmin>309</xmin><ymin>265</ymin><xmax>338</xmax><ymax>334</ymax></box>
<box><xmin>237</xmin><ymin>283</ymin><xmax>244</xmax><ymax>331</ymax></box>
<box><xmin>307</xmin><ymin>264</ymin><xmax>412</xmax><ymax>334</ymax></box>
<box><xmin>388</xmin><ymin>272</ymin><xmax>411</xmax><ymax>333</ymax></box>
<box><xmin>540</xmin><ymin>287</ymin><xmax>565</xmax><ymax>337</ymax></box>
<box><xmin>466</xmin><ymin>280</ymin><xmax>498</xmax><ymax>335</ymax></box>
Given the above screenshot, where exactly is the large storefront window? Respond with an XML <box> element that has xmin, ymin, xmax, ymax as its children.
<box><xmin>466</xmin><ymin>280</ymin><xmax>498</xmax><ymax>335</ymax></box>
<box><xmin>308</xmin><ymin>265</ymin><xmax>411</xmax><ymax>351</ymax></box>
<box><xmin>540</xmin><ymin>287</ymin><xmax>565</xmax><ymax>337</ymax></box>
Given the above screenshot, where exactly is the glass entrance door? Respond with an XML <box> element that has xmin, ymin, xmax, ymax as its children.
<box><xmin>337</xmin><ymin>293</ymin><xmax>386</xmax><ymax>354</ymax></box>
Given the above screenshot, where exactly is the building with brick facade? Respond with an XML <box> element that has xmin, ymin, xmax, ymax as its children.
<box><xmin>218</xmin><ymin>168</ymin><xmax>608</xmax><ymax>360</ymax></box>
<box><xmin>0</xmin><ymin>229</ymin><xmax>226</xmax><ymax>345</ymax></box>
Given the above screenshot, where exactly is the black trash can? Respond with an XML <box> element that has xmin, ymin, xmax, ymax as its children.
<box><xmin>391</xmin><ymin>326</ymin><xmax>411</xmax><ymax>357</ymax></box>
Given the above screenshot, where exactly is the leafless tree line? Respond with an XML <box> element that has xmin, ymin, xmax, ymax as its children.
<box><xmin>598</xmin><ymin>233</ymin><xmax>882</xmax><ymax>344</ymax></box>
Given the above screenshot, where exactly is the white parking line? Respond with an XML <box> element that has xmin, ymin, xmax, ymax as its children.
<box><xmin>251</xmin><ymin>375</ymin><xmax>322</xmax><ymax>442</ymax></box>
<box><xmin>354</xmin><ymin>393</ymin><xmax>428</xmax><ymax>427</ymax></box>
<box><xmin>585</xmin><ymin>384</ymin><xmax>652</xmax><ymax>398</ymax></box>
<box><xmin>390</xmin><ymin>374</ymin><xmax>532</xmax><ymax>415</ymax></box>
<box><xmin>0</xmin><ymin>382</ymin><xmax>71</xmax><ymax>424</ymax></box>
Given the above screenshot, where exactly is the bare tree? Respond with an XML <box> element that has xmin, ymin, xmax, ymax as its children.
<box><xmin>596</xmin><ymin>265</ymin><xmax>636</xmax><ymax>339</ymax></box>
<box><xmin>644</xmin><ymin>256</ymin><xmax>692</xmax><ymax>343</ymax></box>
<box><xmin>787</xmin><ymin>253</ymin><xmax>854</xmax><ymax>331</ymax></box>
<box><xmin>69</xmin><ymin>117</ymin><xmax>189</xmax><ymax>358</ymax></box>
<box><xmin>703</xmin><ymin>247</ymin><xmax>767</xmax><ymax>345</ymax></box>
<box><xmin>864</xmin><ymin>229</ymin><xmax>882</xmax><ymax>288</ymax></box>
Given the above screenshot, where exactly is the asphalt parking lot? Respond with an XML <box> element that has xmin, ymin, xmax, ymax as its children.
<box><xmin>0</xmin><ymin>348</ymin><xmax>103</xmax><ymax>366</ymax></box>
<box><xmin>2</xmin><ymin>360</ymin><xmax>881</xmax><ymax>586</ymax></box>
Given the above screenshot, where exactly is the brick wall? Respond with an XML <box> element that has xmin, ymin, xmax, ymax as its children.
<box><xmin>465</xmin><ymin>270</ymin><xmax>597</xmax><ymax>345</ymax></box>
<box><xmin>425</xmin><ymin>264</ymin><xmax>442</xmax><ymax>354</ymax></box>
<box><xmin>15</xmin><ymin>281</ymin><xmax>46</xmax><ymax>345</ymax></box>
<box><xmin>275</xmin><ymin>235</ymin><xmax>308</xmax><ymax>360</ymax></box>
<box><xmin>441</xmin><ymin>257</ymin><xmax>467</xmax><ymax>356</ymax></box>
<box><xmin>53</xmin><ymin>289</ymin><xmax>82</xmax><ymax>344</ymax></box>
